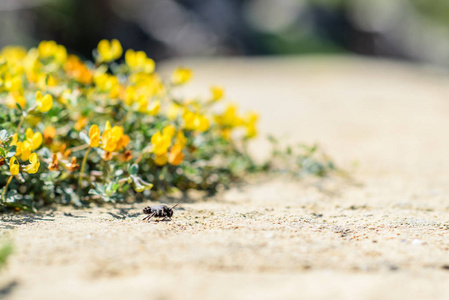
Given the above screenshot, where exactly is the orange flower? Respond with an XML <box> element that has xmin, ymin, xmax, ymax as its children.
<box><xmin>44</xmin><ymin>126</ymin><xmax>56</xmax><ymax>144</ymax></box>
<box><xmin>168</xmin><ymin>144</ymin><xmax>184</xmax><ymax>166</ymax></box>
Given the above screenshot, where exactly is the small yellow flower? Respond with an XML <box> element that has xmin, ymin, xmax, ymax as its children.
<box><xmin>105</xmin><ymin>121</ymin><xmax>112</xmax><ymax>131</ymax></box>
<box><xmin>38</xmin><ymin>41</ymin><xmax>67</xmax><ymax>64</ymax></box>
<box><xmin>125</xmin><ymin>49</ymin><xmax>155</xmax><ymax>73</ymax></box>
<box><xmin>10</xmin><ymin>134</ymin><xmax>18</xmax><ymax>146</ymax></box>
<box><xmin>15</xmin><ymin>141</ymin><xmax>23</xmax><ymax>156</ymax></box>
<box><xmin>147</xmin><ymin>100</ymin><xmax>160</xmax><ymax>116</ymax></box>
<box><xmin>25</xmin><ymin>128</ymin><xmax>43</xmax><ymax>150</ymax></box>
<box><xmin>214</xmin><ymin>103</ymin><xmax>243</xmax><ymax>128</ymax></box>
<box><xmin>36</xmin><ymin>91</ymin><xmax>53</xmax><ymax>112</ymax></box>
<box><xmin>244</xmin><ymin>112</ymin><xmax>259</xmax><ymax>139</ymax></box>
<box><xmin>4</xmin><ymin>75</ymin><xmax>22</xmax><ymax>92</ymax></box>
<box><xmin>167</xmin><ymin>103</ymin><xmax>181</xmax><ymax>120</ymax></box>
<box><xmin>99</xmin><ymin>124</ymin><xmax>128</xmax><ymax>152</ymax></box>
<box><xmin>151</xmin><ymin>131</ymin><xmax>171</xmax><ymax>155</ymax></box>
<box><xmin>162</xmin><ymin>125</ymin><xmax>176</xmax><ymax>138</ymax></box>
<box><xmin>21</xmin><ymin>140</ymin><xmax>32</xmax><ymax>161</ymax></box>
<box><xmin>136</xmin><ymin>95</ymin><xmax>149</xmax><ymax>113</ymax></box>
<box><xmin>172</xmin><ymin>67</ymin><xmax>193</xmax><ymax>85</ymax></box>
<box><xmin>210</xmin><ymin>86</ymin><xmax>224</xmax><ymax>102</ymax></box>
<box><xmin>175</xmin><ymin>131</ymin><xmax>187</xmax><ymax>148</ymax></box>
<box><xmin>6</xmin><ymin>92</ymin><xmax>26</xmax><ymax>109</ymax></box>
<box><xmin>183</xmin><ymin>109</ymin><xmax>209</xmax><ymax>132</ymax></box>
<box><xmin>97</xmin><ymin>39</ymin><xmax>122</xmax><ymax>62</ymax></box>
<box><xmin>9</xmin><ymin>157</ymin><xmax>19</xmax><ymax>176</ymax></box>
<box><xmin>154</xmin><ymin>153</ymin><xmax>168</xmax><ymax>166</ymax></box>
<box><xmin>24</xmin><ymin>153</ymin><xmax>40</xmax><ymax>174</ymax></box>
<box><xmin>89</xmin><ymin>124</ymin><xmax>100</xmax><ymax>147</ymax></box>
<box><xmin>124</xmin><ymin>86</ymin><xmax>137</xmax><ymax>106</ymax></box>
<box><xmin>94</xmin><ymin>73</ymin><xmax>120</xmax><ymax>97</ymax></box>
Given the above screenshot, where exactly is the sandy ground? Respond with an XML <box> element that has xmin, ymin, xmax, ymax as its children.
<box><xmin>3</xmin><ymin>56</ymin><xmax>449</xmax><ymax>299</ymax></box>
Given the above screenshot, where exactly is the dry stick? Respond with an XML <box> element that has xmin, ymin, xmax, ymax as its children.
<box><xmin>16</xmin><ymin>105</ymin><xmax>37</xmax><ymax>134</ymax></box>
<box><xmin>134</xmin><ymin>145</ymin><xmax>152</xmax><ymax>165</ymax></box>
<box><xmin>1</xmin><ymin>175</ymin><xmax>13</xmax><ymax>202</ymax></box>
<box><xmin>70</xmin><ymin>144</ymin><xmax>89</xmax><ymax>152</ymax></box>
<box><xmin>77</xmin><ymin>145</ymin><xmax>91</xmax><ymax>196</ymax></box>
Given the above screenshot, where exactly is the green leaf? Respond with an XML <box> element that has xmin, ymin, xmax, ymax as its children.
<box><xmin>7</xmin><ymin>145</ymin><xmax>16</xmax><ymax>158</ymax></box>
<box><xmin>0</xmin><ymin>147</ymin><xmax>6</xmax><ymax>158</ymax></box>
<box><xmin>128</xmin><ymin>164</ymin><xmax>139</xmax><ymax>175</ymax></box>
<box><xmin>15</xmin><ymin>102</ymin><xmax>23</xmax><ymax>111</ymax></box>
<box><xmin>0</xmin><ymin>130</ymin><xmax>8</xmax><ymax>141</ymax></box>
<box><xmin>130</xmin><ymin>175</ymin><xmax>153</xmax><ymax>193</ymax></box>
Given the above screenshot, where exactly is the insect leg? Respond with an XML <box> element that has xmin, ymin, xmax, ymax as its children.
<box><xmin>143</xmin><ymin>212</ymin><xmax>156</xmax><ymax>222</ymax></box>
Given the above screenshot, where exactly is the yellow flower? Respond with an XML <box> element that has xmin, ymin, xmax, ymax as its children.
<box><xmin>21</xmin><ymin>141</ymin><xmax>32</xmax><ymax>161</ymax></box>
<box><xmin>167</xmin><ymin>103</ymin><xmax>181</xmax><ymax>120</ymax></box>
<box><xmin>151</xmin><ymin>131</ymin><xmax>171</xmax><ymax>155</ymax></box>
<box><xmin>175</xmin><ymin>131</ymin><xmax>187</xmax><ymax>148</ymax></box>
<box><xmin>89</xmin><ymin>124</ymin><xmax>100</xmax><ymax>147</ymax></box>
<box><xmin>183</xmin><ymin>109</ymin><xmax>209</xmax><ymax>132</ymax></box>
<box><xmin>124</xmin><ymin>86</ymin><xmax>136</xmax><ymax>105</ymax></box>
<box><xmin>25</xmin><ymin>128</ymin><xmax>43</xmax><ymax>150</ymax></box>
<box><xmin>210</xmin><ymin>86</ymin><xmax>224</xmax><ymax>102</ymax></box>
<box><xmin>168</xmin><ymin>144</ymin><xmax>184</xmax><ymax>166</ymax></box>
<box><xmin>9</xmin><ymin>157</ymin><xmax>19</xmax><ymax>175</ymax></box>
<box><xmin>38</xmin><ymin>41</ymin><xmax>67</xmax><ymax>64</ymax></box>
<box><xmin>24</xmin><ymin>153</ymin><xmax>40</xmax><ymax>174</ymax></box>
<box><xmin>15</xmin><ymin>141</ymin><xmax>23</xmax><ymax>156</ymax></box>
<box><xmin>154</xmin><ymin>153</ymin><xmax>168</xmax><ymax>166</ymax></box>
<box><xmin>4</xmin><ymin>74</ymin><xmax>22</xmax><ymax>92</ymax></box>
<box><xmin>6</xmin><ymin>92</ymin><xmax>26</xmax><ymax>109</ymax></box>
<box><xmin>36</xmin><ymin>91</ymin><xmax>53</xmax><ymax>112</ymax></box>
<box><xmin>125</xmin><ymin>49</ymin><xmax>155</xmax><ymax>73</ymax></box>
<box><xmin>100</xmin><ymin>124</ymin><xmax>128</xmax><ymax>152</ymax></box>
<box><xmin>172</xmin><ymin>67</ymin><xmax>193</xmax><ymax>85</ymax></box>
<box><xmin>244</xmin><ymin>112</ymin><xmax>259</xmax><ymax>138</ymax></box>
<box><xmin>214</xmin><ymin>104</ymin><xmax>243</xmax><ymax>128</ymax></box>
<box><xmin>97</xmin><ymin>39</ymin><xmax>122</xmax><ymax>62</ymax></box>
<box><xmin>105</xmin><ymin>121</ymin><xmax>112</xmax><ymax>131</ymax></box>
<box><xmin>94</xmin><ymin>73</ymin><xmax>120</xmax><ymax>97</ymax></box>
<box><xmin>136</xmin><ymin>95</ymin><xmax>148</xmax><ymax>113</ymax></box>
<box><xmin>162</xmin><ymin>125</ymin><xmax>176</xmax><ymax>138</ymax></box>
<box><xmin>147</xmin><ymin>100</ymin><xmax>160</xmax><ymax>116</ymax></box>
<box><xmin>10</xmin><ymin>134</ymin><xmax>18</xmax><ymax>146</ymax></box>
<box><xmin>0</xmin><ymin>46</ymin><xmax>27</xmax><ymax>63</ymax></box>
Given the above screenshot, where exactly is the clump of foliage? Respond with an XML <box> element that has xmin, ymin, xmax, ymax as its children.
<box><xmin>267</xmin><ymin>135</ymin><xmax>342</xmax><ymax>178</ymax></box>
<box><xmin>0</xmin><ymin>40</ymin><xmax>338</xmax><ymax>211</ymax></box>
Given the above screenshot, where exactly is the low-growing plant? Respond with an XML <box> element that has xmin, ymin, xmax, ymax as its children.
<box><xmin>0</xmin><ymin>40</ymin><xmax>339</xmax><ymax>211</ymax></box>
<box><xmin>0</xmin><ymin>241</ymin><xmax>13</xmax><ymax>270</ymax></box>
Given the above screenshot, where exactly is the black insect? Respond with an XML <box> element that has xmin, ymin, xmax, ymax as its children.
<box><xmin>142</xmin><ymin>204</ymin><xmax>179</xmax><ymax>221</ymax></box>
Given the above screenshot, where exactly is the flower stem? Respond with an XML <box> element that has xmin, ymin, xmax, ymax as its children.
<box><xmin>78</xmin><ymin>146</ymin><xmax>91</xmax><ymax>194</ymax></box>
<box><xmin>1</xmin><ymin>175</ymin><xmax>13</xmax><ymax>202</ymax></box>
<box><xmin>15</xmin><ymin>115</ymin><xmax>26</xmax><ymax>134</ymax></box>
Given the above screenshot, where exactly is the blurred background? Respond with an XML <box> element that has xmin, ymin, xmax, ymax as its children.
<box><xmin>1</xmin><ymin>0</ymin><xmax>449</xmax><ymax>67</ymax></box>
